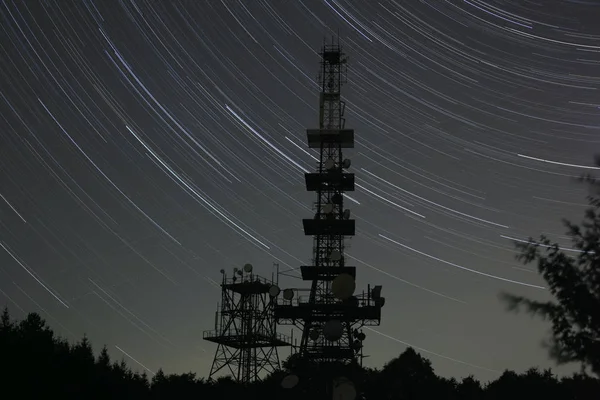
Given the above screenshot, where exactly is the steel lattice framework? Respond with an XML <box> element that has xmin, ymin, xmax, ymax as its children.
<box><xmin>274</xmin><ymin>38</ymin><xmax>384</xmax><ymax>366</ymax></box>
<box><xmin>203</xmin><ymin>267</ymin><xmax>292</xmax><ymax>384</ymax></box>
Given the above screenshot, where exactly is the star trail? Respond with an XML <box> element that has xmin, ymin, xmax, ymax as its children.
<box><xmin>0</xmin><ymin>0</ymin><xmax>598</xmax><ymax>381</ymax></box>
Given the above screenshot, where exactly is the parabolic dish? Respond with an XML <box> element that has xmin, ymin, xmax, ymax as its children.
<box><xmin>332</xmin><ymin>381</ymin><xmax>356</xmax><ymax>400</ymax></box>
<box><xmin>324</xmin><ymin>159</ymin><xmax>335</xmax><ymax>170</ymax></box>
<box><xmin>281</xmin><ymin>374</ymin><xmax>299</xmax><ymax>389</ymax></box>
<box><xmin>332</xmin><ymin>273</ymin><xmax>355</xmax><ymax>300</ymax></box>
<box><xmin>283</xmin><ymin>288</ymin><xmax>294</xmax><ymax>300</ymax></box>
<box><xmin>323</xmin><ymin>319</ymin><xmax>343</xmax><ymax>341</ymax></box>
<box><xmin>268</xmin><ymin>284</ymin><xmax>280</xmax><ymax>297</ymax></box>
<box><xmin>243</xmin><ymin>263</ymin><xmax>253</xmax><ymax>273</ymax></box>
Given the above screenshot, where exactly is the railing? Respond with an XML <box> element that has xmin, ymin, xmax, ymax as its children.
<box><xmin>203</xmin><ymin>329</ymin><xmax>290</xmax><ymax>343</ymax></box>
<box><xmin>275</xmin><ymin>293</ymin><xmax>378</xmax><ymax>308</ymax></box>
<box><xmin>222</xmin><ymin>274</ymin><xmax>274</xmax><ymax>286</ymax></box>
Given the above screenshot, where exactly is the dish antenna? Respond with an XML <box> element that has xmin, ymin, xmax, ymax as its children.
<box><xmin>324</xmin><ymin>158</ymin><xmax>335</xmax><ymax>170</ymax></box>
<box><xmin>236</xmin><ymin>269</ymin><xmax>243</xmax><ymax>276</ymax></box>
<box><xmin>268</xmin><ymin>284</ymin><xmax>281</xmax><ymax>297</ymax></box>
<box><xmin>281</xmin><ymin>374</ymin><xmax>299</xmax><ymax>389</ymax></box>
<box><xmin>342</xmin><ymin>158</ymin><xmax>351</xmax><ymax>169</ymax></box>
<box><xmin>332</xmin><ymin>273</ymin><xmax>355</xmax><ymax>300</ymax></box>
<box><xmin>329</xmin><ymin>250</ymin><xmax>342</xmax><ymax>261</ymax></box>
<box><xmin>323</xmin><ymin>319</ymin><xmax>343</xmax><ymax>341</ymax></box>
<box><xmin>343</xmin><ymin>209</ymin><xmax>350</xmax><ymax>220</ymax></box>
<box><xmin>333</xmin><ymin>378</ymin><xmax>357</xmax><ymax>400</ymax></box>
<box><xmin>243</xmin><ymin>263</ymin><xmax>253</xmax><ymax>273</ymax></box>
<box><xmin>355</xmin><ymin>330</ymin><xmax>366</xmax><ymax>341</ymax></box>
<box><xmin>283</xmin><ymin>288</ymin><xmax>295</xmax><ymax>301</ymax></box>
<box><xmin>219</xmin><ymin>269</ymin><xmax>225</xmax><ymax>274</ymax></box>
<box><xmin>323</xmin><ymin>203</ymin><xmax>334</xmax><ymax>214</ymax></box>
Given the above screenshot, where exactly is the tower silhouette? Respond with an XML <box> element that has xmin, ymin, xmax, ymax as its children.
<box><xmin>203</xmin><ymin>264</ymin><xmax>292</xmax><ymax>384</ymax></box>
<box><xmin>274</xmin><ymin>37</ymin><xmax>384</xmax><ymax>370</ymax></box>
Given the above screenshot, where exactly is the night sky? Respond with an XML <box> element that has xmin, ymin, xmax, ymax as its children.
<box><xmin>1</xmin><ymin>0</ymin><xmax>599</xmax><ymax>382</ymax></box>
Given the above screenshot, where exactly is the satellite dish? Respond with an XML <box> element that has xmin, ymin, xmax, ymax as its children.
<box><xmin>342</xmin><ymin>159</ymin><xmax>351</xmax><ymax>169</ymax></box>
<box><xmin>329</xmin><ymin>250</ymin><xmax>342</xmax><ymax>261</ymax></box>
<box><xmin>281</xmin><ymin>374</ymin><xmax>299</xmax><ymax>389</ymax></box>
<box><xmin>232</xmin><ymin>276</ymin><xmax>237</xmax><ymax>282</ymax></box>
<box><xmin>323</xmin><ymin>320</ymin><xmax>343</xmax><ymax>341</ymax></box>
<box><xmin>324</xmin><ymin>158</ymin><xmax>335</xmax><ymax>170</ymax></box>
<box><xmin>236</xmin><ymin>270</ymin><xmax>243</xmax><ymax>276</ymax></box>
<box><xmin>283</xmin><ymin>288</ymin><xmax>294</xmax><ymax>300</ymax></box>
<box><xmin>334</xmin><ymin>376</ymin><xmax>351</xmax><ymax>385</ymax></box>
<box><xmin>243</xmin><ymin>263</ymin><xmax>253</xmax><ymax>273</ymax></box>
<box><xmin>309</xmin><ymin>328</ymin><xmax>320</xmax><ymax>341</ymax></box>
<box><xmin>333</xmin><ymin>379</ymin><xmax>357</xmax><ymax>400</ymax></box>
<box><xmin>332</xmin><ymin>273</ymin><xmax>355</xmax><ymax>300</ymax></box>
<box><xmin>323</xmin><ymin>203</ymin><xmax>334</xmax><ymax>214</ymax></box>
<box><xmin>219</xmin><ymin>269</ymin><xmax>225</xmax><ymax>274</ymax></box>
<box><xmin>357</xmin><ymin>332</ymin><xmax>366</xmax><ymax>341</ymax></box>
<box><xmin>268</xmin><ymin>285</ymin><xmax>280</xmax><ymax>297</ymax></box>
<box><xmin>233</xmin><ymin>267</ymin><xmax>238</xmax><ymax>273</ymax></box>
<box><xmin>343</xmin><ymin>209</ymin><xmax>350</xmax><ymax>220</ymax></box>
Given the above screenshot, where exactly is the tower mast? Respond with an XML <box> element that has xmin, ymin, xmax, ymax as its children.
<box><xmin>203</xmin><ymin>264</ymin><xmax>291</xmax><ymax>384</ymax></box>
<box><xmin>274</xmin><ymin>37</ymin><xmax>385</xmax><ymax>397</ymax></box>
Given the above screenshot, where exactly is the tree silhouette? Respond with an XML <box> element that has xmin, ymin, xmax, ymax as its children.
<box><xmin>456</xmin><ymin>375</ymin><xmax>483</xmax><ymax>400</ymax></box>
<box><xmin>1</xmin><ymin>307</ymin><xmax>599</xmax><ymax>398</ymax></box>
<box><xmin>500</xmin><ymin>157</ymin><xmax>600</xmax><ymax>376</ymax></box>
<box><xmin>370</xmin><ymin>347</ymin><xmax>446</xmax><ymax>399</ymax></box>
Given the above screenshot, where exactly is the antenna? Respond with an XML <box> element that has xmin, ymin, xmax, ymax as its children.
<box><xmin>268</xmin><ymin>284</ymin><xmax>281</xmax><ymax>297</ymax></box>
<box><xmin>332</xmin><ymin>273</ymin><xmax>355</xmax><ymax>300</ymax></box>
<box><xmin>333</xmin><ymin>377</ymin><xmax>357</xmax><ymax>400</ymax></box>
<box><xmin>281</xmin><ymin>373</ymin><xmax>299</xmax><ymax>389</ymax></box>
<box><xmin>273</xmin><ymin>37</ymin><xmax>384</xmax><ymax>400</ymax></box>
<box><xmin>324</xmin><ymin>158</ymin><xmax>335</xmax><ymax>170</ymax></box>
<box><xmin>282</xmin><ymin>288</ymin><xmax>295</xmax><ymax>301</ymax></box>
<box><xmin>329</xmin><ymin>250</ymin><xmax>342</xmax><ymax>261</ymax></box>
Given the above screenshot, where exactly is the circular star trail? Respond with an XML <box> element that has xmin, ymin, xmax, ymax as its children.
<box><xmin>0</xmin><ymin>0</ymin><xmax>598</xmax><ymax>381</ymax></box>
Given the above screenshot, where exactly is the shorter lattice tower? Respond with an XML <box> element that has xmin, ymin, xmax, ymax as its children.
<box><xmin>203</xmin><ymin>263</ymin><xmax>292</xmax><ymax>384</ymax></box>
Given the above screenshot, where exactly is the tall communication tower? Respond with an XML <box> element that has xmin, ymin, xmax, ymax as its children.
<box><xmin>203</xmin><ymin>263</ymin><xmax>292</xmax><ymax>384</ymax></box>
<box><xmin>273</xmin><ymin>38</ymin><xmax>385</xmax><ymax>398</ymax></box>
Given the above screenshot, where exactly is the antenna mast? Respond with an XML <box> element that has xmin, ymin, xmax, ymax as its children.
<box><xmin>203</xmin><ymin>264</ymin><xmax>292</xmax><ymax>384</ymax></box>
<box><xmin>274</xmin><ymin>36</ymin><xmax>385</xmax><ymax>398</ymax></box>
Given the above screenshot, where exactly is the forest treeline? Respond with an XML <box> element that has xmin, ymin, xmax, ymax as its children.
<box><xmin>1</xmin><ymin>307</ymin><xmax>598</xmax><ymax>399</ymax></box>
